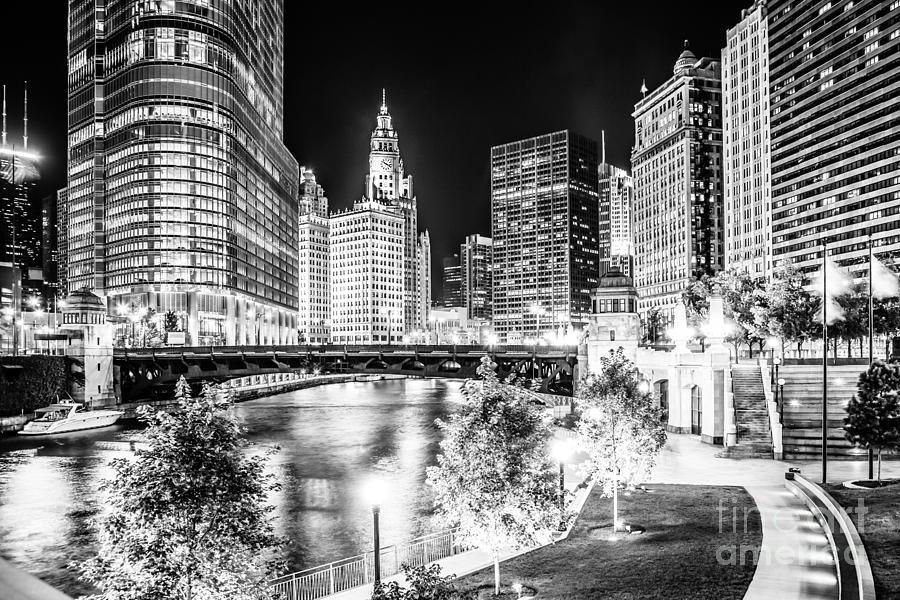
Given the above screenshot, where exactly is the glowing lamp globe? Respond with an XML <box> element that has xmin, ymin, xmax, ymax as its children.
<box><xmin>362</xmin><ymin>476</ymin><xmax>389</xmax><ymax>508</ymax></box>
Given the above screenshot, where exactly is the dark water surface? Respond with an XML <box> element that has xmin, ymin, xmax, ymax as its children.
<box><xmin>0</xmin><ymin>378</ymin><xmax>460</xmax><ymax>596</ymax></box>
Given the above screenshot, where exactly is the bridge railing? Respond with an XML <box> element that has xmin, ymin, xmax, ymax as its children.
<box><xmin>270</xmin><ymin>528</ymin><xmax>462</xmax><ymax>600</ymax></box>
<box><xmin>115</xmin><ymin>344</ymin><xmax>581</xmax><ymax>356</ymax></box>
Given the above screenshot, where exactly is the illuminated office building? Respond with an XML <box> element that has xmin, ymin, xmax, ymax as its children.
<box><xmin>362</xmin><ymin>92</ymin><xmax>430</xmax><ymax>333</ymax></box>
<box><xmin>417</xmin><ymin>230</ymin><xmax>431</xmax><ymax>333</ymax></box>
<box><xmin>769</xmin><ymin>0</ymin><xmax>900</xmax><ymax>278</ymax></box>
<box><xmin>329</xmin><ymin>199</ymin><xmax>404</xmax><ymax>344</ymax></box>
<box><xmin>298</xmin><ymin>168</ymin><xmax>330</xmax><ymax>343</ymax></box>
<box><xmin>65</xmin><ymin>0</ymin><xmax>299</xmax><ymax>345</ymax></box>
<box><xmin>491</xmin><ymin>131</ymin><xmax>600</xmax><ymax>342</ymax></box>
<box><xmin>632</xmin><ymin>43</ymin><xmax>724</xmax><ymax>316</ymax></box>
<box><xmin>1</xmin><ymin>84</ymin><xmax>40</xmax><ymax>271</ymax></box>
<box><xmin>441</xmin><ymin>253</ymin><xmax>462</xmax><ymax>309</ymax></box>
<box><xmin>598</xmin><ymin>163</ymin><xmax>635</xmax><ymax>278</ymax></box>
<box><xmin>723</xmin><ymin>1</ymin><xmax>771</xmax><ymax>279</ymax></box>
<box><xmin>460</xmin><ymin>233</ymin><xmax>492</xmax><ymax>320</ymax></box>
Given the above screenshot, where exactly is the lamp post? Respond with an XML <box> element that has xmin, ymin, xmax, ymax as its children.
<box><xmin>772</xmin><ymin>357</ymin><xmax>781</xmax><ymax>387</ymax></box>
<box><xmin>777</xmin><ymin>378</ymin><xmax>785</xmax><ymax>424</ymax></box>
<box><xmin>551</xmin><ymin>439</ymin><xmax>574</xmax><ymax>531</ymax></box>
<box><xmin>362</xmin><ymin>476</ymin><xmax>388</xmax><ymax>587</ymax></box>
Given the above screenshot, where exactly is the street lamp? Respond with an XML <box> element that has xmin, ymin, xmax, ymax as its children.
<box><xmin>772</xmin><ymin>356</ymin><xmax>781</xmax><ymax>386</ymax></box>
<box><xmin>362</xmin><ymin>476</ymin><xmax>389</xmax><ymax>586</ymax></box>
<box><xmin>551</xmin><ymin>439</ymin><xmax>575</xmax><ymax>531</ymax></box>
<box><xmin>638</xmin><ymin>379</ymin><xmax>650</xmax><ymax>395</ymax></box>
<box><xmin>777</xmin><ymin>377</ymin><xmax>786</xmax><ymax>424</ymax></box>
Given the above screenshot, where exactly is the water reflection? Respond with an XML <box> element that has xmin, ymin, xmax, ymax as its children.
<box><xmin>0</xmin><ymin>378</ymin><xmax>458</xmax><ymax>596</ymax></box>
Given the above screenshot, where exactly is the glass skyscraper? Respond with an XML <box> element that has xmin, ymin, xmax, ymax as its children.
<box><xmin>491</xmin><ymin>131</ymin><xmax>600</xmax><ymax>343</ymax></box>
<box><xmin>65</xmin><ymin>0</ymin><xmax>299</xmax><ymax>346</ymax></box>
<box><xmin>769</xmin><ymin>0</ymin><xmax>900</xmax><ymax>278</ymax></box>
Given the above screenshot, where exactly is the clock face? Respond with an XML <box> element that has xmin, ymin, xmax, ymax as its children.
<box><xmin>380</xmin><ymin>158</ymin><xmax>392</xmax><ymax>170</ymax></box>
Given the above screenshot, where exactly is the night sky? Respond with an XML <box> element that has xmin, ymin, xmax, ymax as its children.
<box><xmin>2</xmin><ymin>1</ymin><xmax>749</xmax><ymax>294</ymax></box>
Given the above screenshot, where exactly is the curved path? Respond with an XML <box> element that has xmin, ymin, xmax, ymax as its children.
<box><xmin>650</xmin><ymin>434</ymin><xmax>900</xmax><ymax>600</ymax></box>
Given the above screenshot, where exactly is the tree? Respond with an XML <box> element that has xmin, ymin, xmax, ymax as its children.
<box><xmin>163</xmin><ymin>310</ymin><xmax>182</xmax><ymax>333</ymax></box>
<box><xmin>576</xmin><ymin>349</ymin><xmax>666</xmax><ymax>532</ymax></box>
<box><xmin>426</xmin><ymin>356</ymin><xmax>561</xmax><ymax>597</ymax></box>
<box><xmin>641</xmin><ymin>307</ymin><xmax>669</xmax><ymax>345</ymax></box>
<box><xmin>844</xmin><ymin>360</ymin><xmax>900</xmax><ymax>483</ymax></box>
<box><xmin>758</xmin><ymin>263</ymin><xmax>821</xmax><ymax>355</ymax></box>
<box><xmin>371</xmin><ymin>564</ymin><xmax>472</xmax><ymax>600</ymax></box>
<box><xmin>78</xmin><ymin>377</ymin><xmax>283</xmax><ymax>600</ymax></box>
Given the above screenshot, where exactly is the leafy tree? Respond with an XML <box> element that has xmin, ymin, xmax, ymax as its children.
<box><xmin>371</xmin><ymin>564</ymin><xmax>472</xmax><ymax>600</ymax></box>
<box><xmin>641</xmin><ymin>307</ymin><xmax>669</xmax><ymax>345</ymax></box>
<box><xmin>78</xmin><ymin>377</ymin><xmax>283</xmax><ymax>600</ymax></box>
<box><xmin>426</xmin><ymin>356</ymin><xmax>561</xmax><ymax>596</ymax></box>
<box><xmin>163</xmin><ymin>310</ymin><xmax>182</xmax><ymax>332</ymax></box>
<box><xmin>844</xmin><ymin>360</ymin><xmax>900</xmax><ymax>483</ymax></box>
<box><xmin>576</xmin><ymin>349</ymin><xmax>666</xmax><ymax>532</ymax></box>
<box><xmin>759</xmin><ymin>263</ymin><xmax>821</xmax><ymax>355</ymax></box>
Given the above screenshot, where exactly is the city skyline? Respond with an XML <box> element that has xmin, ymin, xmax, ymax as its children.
<box><xmin>2</xmin><ymin>0</ymin><xmax>753</xmax><ymax>292</ymax></box>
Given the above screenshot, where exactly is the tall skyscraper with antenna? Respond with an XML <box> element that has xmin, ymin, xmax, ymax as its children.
<box><xmin>0</xmin><ymin>82</ymin><xmax>41</xmax><ymax>269</ymax></box>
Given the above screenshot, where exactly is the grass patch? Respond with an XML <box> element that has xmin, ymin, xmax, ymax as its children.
<box><xmin>455</xmin><ymin>484</ymin><xmax>761</xmax><ymax>599</ymax></box>
<box><xmin>828</xmin><ymin>484</ymin><xmax>900</xmax><ymax>597</ymax></box>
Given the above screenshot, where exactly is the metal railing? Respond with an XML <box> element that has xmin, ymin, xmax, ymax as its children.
<box><xmin>270</xmin><ymin>529</ymin><xmax>462</xmax><ymax>600</ymax></box>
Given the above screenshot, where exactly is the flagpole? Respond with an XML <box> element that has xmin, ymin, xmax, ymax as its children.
<box><xmin>868</xmin><ymin>234</ymin><xmax>875</xmax><ymax>480</ymax></box>
<box><xmin>822</xmin><ymin>240</ymin><xmax>828</xmax><ymax>485</ymax></box>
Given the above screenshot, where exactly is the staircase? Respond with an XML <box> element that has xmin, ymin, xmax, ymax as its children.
<box><xmin>780</xmin><ymin>364</ymin><xmax>867</xmax><ymax>460</ymax></box>
<box><xmin>725</xmin><ymin>365</ymin><xmax>773</xmax><ymax>458</ymax></box>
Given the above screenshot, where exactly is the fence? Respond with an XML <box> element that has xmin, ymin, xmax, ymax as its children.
<box><xmin>270</xmin><ymin>529</ymin><xmax>462</xmax><ymax>600</ymax></box>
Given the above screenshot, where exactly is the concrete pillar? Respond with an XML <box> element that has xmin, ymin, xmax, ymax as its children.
<box><xmin>186</xmin><ymin>291</ymin><xmax>200</xmax><ymax>346</ymax></box>
<box><xmin>225</xmin><ymin>296</ymin><xmax>236</xmax><ymax>346</ymax></box>
<box><xmin>236</xmin><ymin>299</ymin><xmax>247</xmax><ymax>346</ymax></box>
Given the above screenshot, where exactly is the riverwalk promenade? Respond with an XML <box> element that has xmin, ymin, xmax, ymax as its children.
<box><xmin>326</xmin><ymin>434</ymin><xmax>899</xmax><ymax>600</ymax></box>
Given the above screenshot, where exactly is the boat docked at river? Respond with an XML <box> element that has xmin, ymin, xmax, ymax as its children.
<box><xmin>18</xmin><ymin>402</ymin><xmax>123</xmax><ymax>436</ymax></box>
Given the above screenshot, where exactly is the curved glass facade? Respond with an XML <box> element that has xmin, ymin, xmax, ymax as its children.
<box><xmin>66</xmin><ymin>0</ymin><xmax>298</xmax><ymax>345</ymax></box>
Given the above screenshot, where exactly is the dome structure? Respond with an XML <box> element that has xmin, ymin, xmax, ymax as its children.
<box><xmin>673</xmin><ymin>40</ymin><xmax>697</xmax><ymax>75</ymax></box>
<box><xmin>62</xmin><ymin>288</ymin><xmax>107</xmax><ymax>325</ymax></box>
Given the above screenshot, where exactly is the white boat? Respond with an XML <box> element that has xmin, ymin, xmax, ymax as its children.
<box><xmin>18</xmin><ymin>401</ymin><xmax>123</xmax><ymax>436</ymax></box>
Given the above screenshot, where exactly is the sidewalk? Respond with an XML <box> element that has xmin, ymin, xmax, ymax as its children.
<box><xmin>650</xmin><ymin>434</ymin><xmax>900</xmax><ymax>600</ymax></box>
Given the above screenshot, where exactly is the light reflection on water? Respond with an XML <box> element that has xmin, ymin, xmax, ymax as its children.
<box><xmin>0</xmin><ymin>378</ymin><xmax>459</xmax><ymax>597</ymax></box>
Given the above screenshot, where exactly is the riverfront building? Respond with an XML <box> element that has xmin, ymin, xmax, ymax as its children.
<box><xmin>460</xmin><ymin>233</ymin><xmax>492</xmax><ymax>321</ymax></box>
<box><xmin>64</xmin><ymin>0</ymin><xmax>300</xmax><ymax>345</ymax></box>
<box><xmin>329</xmin><ymin>200</ymin><xmax>405</xmax><ymax>344</ymax></box>
<box><xmin>491</xmin><ymin>131</ymin><xmax>600</xmax><ymax>342</ymax></box>
<box><xmin>632</xmin><ymin>43</ymin><xmax>724</xmax><ymax>317</ymax></box>
<box><xmin>723</xmin><ymin>0</ymin><xmax>772</xmax><ymax>280</ymax></box>
<box><xmin>363</xmin><ymin>92</ymin><xmax>429</xmax><ymax>333</ymax></box>
<box><xmin>598</xmin><ymin>163</ymin><xmax>635</xmax><ymax>278</ymax></box>
<box><xmin>441</xmin><ymin>253</ymin><xmax>463</xmax><ymax>309</ymax></box>
<box><xmin>769</xmin><ymin>0</ymin><xmax>900</xmax><ymax>278</ymax></box>
<box><xmin>298</xmin><ymin>168</ymin><xmax>330</xmax><ymax>343</ymax></box>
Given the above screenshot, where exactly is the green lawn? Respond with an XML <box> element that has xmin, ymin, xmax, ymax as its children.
<box><xmin>455</xmin><ymin>484</ymin><xmax>761</xmax><ymax>599</ymax></box>
<box><xmin>828</xmin><ymin>484</ymin><xmax>900</xmax><ymax>598</ymax></box>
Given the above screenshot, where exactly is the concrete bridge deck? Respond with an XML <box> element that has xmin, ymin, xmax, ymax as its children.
<box><xmin>111</xmin><ymin>344</ymin><xmax>581</xmax><ymax>403</ymax></box>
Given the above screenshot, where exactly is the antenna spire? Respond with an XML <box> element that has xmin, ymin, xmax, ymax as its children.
<box><xmin>23</xmin><ymin>81</ymin><xmax>28</xmax><ymax>150</ymax></box>
<box><xmin>2</xmin><ymin>84</ymin><xmax>6</xmax><ymax>146</ymax></box>
<box><xmin>601</xmin><ymin>130</ymin><xmax>606</xmax><ymax>164</ymax></box>
<box><xmin>380</xmin><ymin>88</ymin><xmax>388</xmax><ymax>114</ymax></box>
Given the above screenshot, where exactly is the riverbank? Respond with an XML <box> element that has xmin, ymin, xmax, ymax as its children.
<box><xmin>0</xmin><ymin>373</ymin><xmax>412</xmax><ymax>434</ymax></box>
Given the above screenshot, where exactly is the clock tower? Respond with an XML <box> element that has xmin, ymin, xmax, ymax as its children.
<box><xmin>366</xmin><ymin>89</ymin><xmax>411</xmax><ymax>200</ymax></box>
<box><xmin>359</xmin><ymin>89</ymin><xmax>428</xmax><ymax>334</ymax></box>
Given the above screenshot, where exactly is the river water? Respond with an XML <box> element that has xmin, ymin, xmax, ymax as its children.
<box><xmin>0</xmin><ymin>378</ymin><xmax>461</xmax><ymax>597</ymax></box>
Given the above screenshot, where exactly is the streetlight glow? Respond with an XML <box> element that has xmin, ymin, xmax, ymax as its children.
<box><xmin>362</xmin><ymin>476</ymin><xmax>389</xmax><ymax>507</ymax></box>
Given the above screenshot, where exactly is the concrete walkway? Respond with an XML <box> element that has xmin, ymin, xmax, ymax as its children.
<box><xmin>650</xmin><ymin>434</ymin><xmax>900</xmax><ymax>600</ymax></box>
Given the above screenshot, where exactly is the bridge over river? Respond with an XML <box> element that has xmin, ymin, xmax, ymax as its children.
<box><xmin>113</xmin><ymin>344</ymin><xmax>581</xmax><ymax>403</ymax></box>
